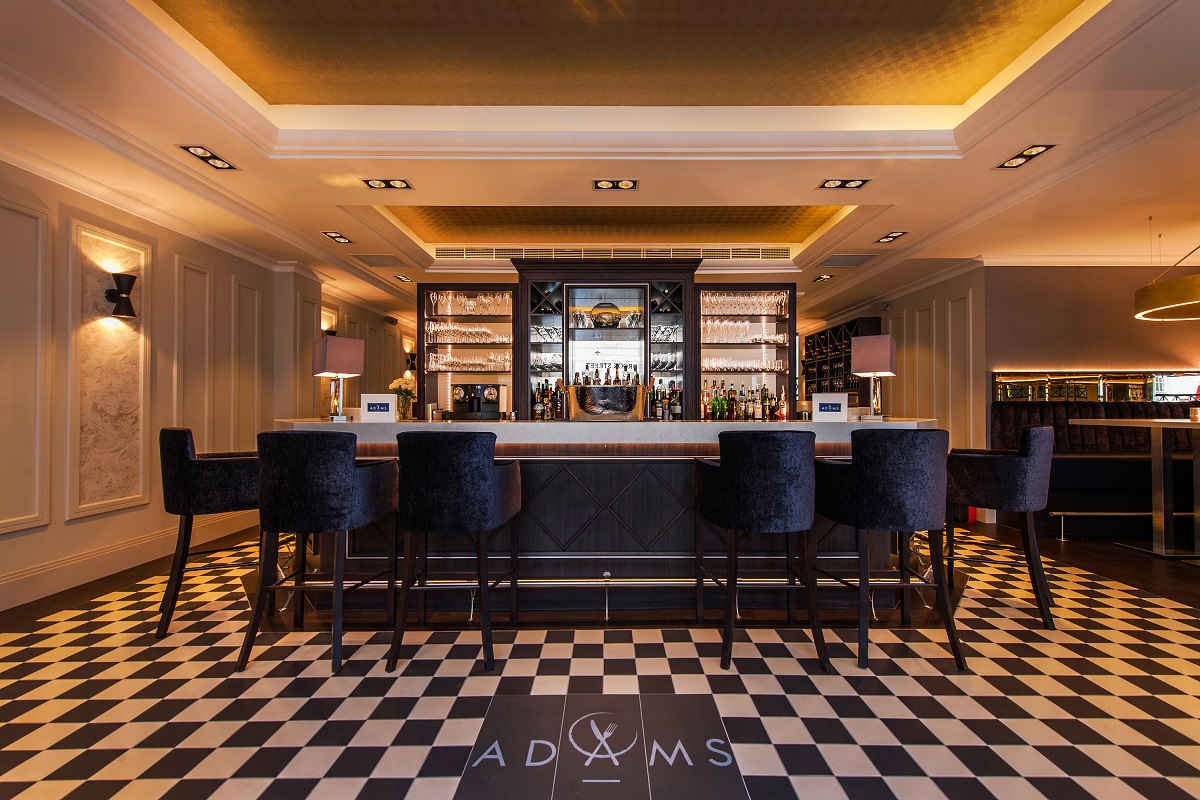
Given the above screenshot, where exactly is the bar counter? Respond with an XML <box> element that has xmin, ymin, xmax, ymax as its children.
<box><xmin>275</xmin><ymin>417</ymin><xmax>938</xmax><ymax>615</ymax></box>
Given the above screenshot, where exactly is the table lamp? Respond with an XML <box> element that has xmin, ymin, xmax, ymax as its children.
<box><xmin>851</xmin><ymin>334</ymin><xmax>896</xmax><ymax>419</ymax></box>
<box><xmin>313</xmin><ymin>334</ymin><xmax>365</xmax><ymax>421</ymax></box>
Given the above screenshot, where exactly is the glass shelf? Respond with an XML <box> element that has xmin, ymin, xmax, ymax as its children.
<box><xmin>701</xmin><ymin>341</ymin><xmax>788</xmax><ymax>347</ymax></box>
<box><xmin>426</xmin><ymin>341</ymin><xmax>513</xmax><ymax>348</ymax></box>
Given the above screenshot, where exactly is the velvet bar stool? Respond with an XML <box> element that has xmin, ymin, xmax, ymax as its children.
<box><xmin>946</xmin><ymin>425</ymin><xmax>1056</xmax><ymax>629</ymax></box>
<box><xmin>695</xmin><ymin>430</ymin><xmax>829</xmax><ymax>671</ymax></box>
<box><xmin>157</xmin><ymin>428</ymin><xmax>259</xmax><ymax>638</ymax></box>
<box><xmin>815</xmin><ymin>428</ymin><xmax>967</xmax><ymax>671</ymax></box>
<box><xmin>237</xmin><ymin>431</ymin><xmax>398</xmax><ymax>674</ymax></box>
<box><xmin>388</xmin><ymin>431</ymin><xmax>521</xmax><ymax>673</ymax></box>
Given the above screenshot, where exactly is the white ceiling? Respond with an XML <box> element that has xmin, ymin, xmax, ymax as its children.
<box><xmin>1</xmin><ymin>0</ymin><xmax>1199</xmax><ymax>328</ymax></box>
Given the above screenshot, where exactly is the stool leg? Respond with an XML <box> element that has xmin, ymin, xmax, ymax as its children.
<box><xmin>236</xmin><ymin>528</ymin><xmax>278</xmax><ymax>671</ymax></box>
<box><xmin>293</xmin><ymin>532</ymin><xmax>307</xmax><ymax>630</ymax></box>
<box><xmin>331</xmin><ymin>529</ymin><xmax>347</xmax><ymax>674</ymax></box>
<box><xmin>786</xmin><ymin>532</ymin><xmax>797</xmax><ymax>626</ymax></box>
<box><xmin>695</xmin><ymin>514</ymin><xmax>705</xmax><ymax>625</ymax></box>
<box><xmin>156</xmin><ymin>515</ymin><xmax>193</xmax><ymax>639</ymax></box>
<box><xmin>386</xmin><ymin>520</ymin><xmax>397</xmax><ymax>630</ymax></box>
<box><xmin>387</xmin><ymin>527</ymin><xmax>418</xmax><ymax>672</ymax></box>
<box><xmin>1020</xmin><ymin>511</ymin><xmax>1056</xmax><ymax>629</ymax></box>
<box><xmin>899</xmin><ymin>531</ymin><xmax>912</xmax><ymax>627</ymax></box>
<box><xmin>417</xmin><ymin>530</ymin><xmax>428</xmax><ymax>626</ymax></box>
<box><xmin>857</xmin><ymin>528</ymin><xmax>870</xmax><ymax>669</ymax></box>
<box><xmin>509</xmin><ymin>517</ymin><xmax>520</xmax><ymax>625</ymax></box>
<box><xmin>720</xmin><ymin>530</ymin><xmax>739</xmax><ymax>670</ymax></box>
<box><xmin>478</xmin><ymin>529</ymin><xmax>495</xmax><ymax>671</ymax></box>
<box><xmin>797</xmin><ymin>529</ymin><xmax>830</xmax><ymax>672</ymax></box>
<box><xmin>945</xmin><ymin>503</ymin><xmax>957</xmax><ymax>595</ymax></box>
<box><xmin>927</xmin><ymin>526</ymin><xmax>968</xmax><ymax>671</ymax></box>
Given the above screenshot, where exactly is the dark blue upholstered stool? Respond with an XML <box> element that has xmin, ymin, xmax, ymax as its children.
<box><xmin>815</xmin><ymin>428</ymin><xmax>967</xmax><ymax>671</ymax></box>
<box><xmin>158</xmin><ymin>428</ymin><xmax>259</xmax><ymax>639</ymax></box>
<box><xmin>695</xmin><ymin>430</ymin><xmax>828</xmax><ymax>671</ymax></box>
<box><xmin>946</xmin><ymin>426</ymin><xmax>1055</xmax><ymax>629</ymax></box>
<box><xmin>237</xmin><ymin>431</ymin><xmax>398</xmax><ymax>674</ymax></box>
<box><xmin>389</xmin><ymin>431</ymin><xmax>521</xmax><ymax>673</ymax></box>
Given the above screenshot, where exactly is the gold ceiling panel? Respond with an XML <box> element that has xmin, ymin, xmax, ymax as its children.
<box><xmin>152</xmin><ymin>0</ymin><xmax>1083</xmax><ymax>106</ymax></box>
<box><xmin>385</xmin><ymin>205</ymin><xmax>842</xmax><ymax>244</ymax></box>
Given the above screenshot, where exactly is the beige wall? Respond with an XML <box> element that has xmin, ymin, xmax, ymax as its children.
<box><xmin>985</xmin><ymin>266</ymin><xmax>1200</xmax><ymax>372</ymax></box>
<box><xmin>0</xmin><ymin>160</ymin><xmax>303</xmax><ymax>610</ymax></box>
<box><xmin>877</xmin><ymin>268</ymin><xmax>988</xmax><ymax>449</ymax></box>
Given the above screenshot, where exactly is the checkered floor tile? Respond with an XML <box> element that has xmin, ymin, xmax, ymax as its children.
<box><xmin>2</xmin><ymin>534</ymin><xmax>1200</xmax><ymax>800</ymax></box>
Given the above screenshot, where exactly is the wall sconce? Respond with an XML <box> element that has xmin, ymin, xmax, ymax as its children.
<box><xmin>313</xmin><ymin>334</ymin><xmax>365</xmax><ymax>421</ymax></box>
<box><xmin>105</xmin><ymin>273</ymin><xmax>137</xmax><ymax>318</ymax></box>
<box><xmin>405</xmin><ymin>352</ymin><xmax>417</xmax><ymax>373</ymax></box>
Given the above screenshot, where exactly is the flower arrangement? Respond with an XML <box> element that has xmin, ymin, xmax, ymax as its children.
<box><xmin>389</xmin><ymin>375</ymin><xmax>417</xmax><ymax>400</ymax></box>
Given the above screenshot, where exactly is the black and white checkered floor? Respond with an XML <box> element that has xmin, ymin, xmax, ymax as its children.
<box><xmin>2</xmin><ymin>536</ymin><xmax>1200</xmax><ymax>800</ymax></box>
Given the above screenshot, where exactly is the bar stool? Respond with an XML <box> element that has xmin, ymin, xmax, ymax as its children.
<box><xmin>237</xmin><ymin>431</ymin><xmax>398</xmax><ymax>674</ymax></box>
<box><xmin>946</xmin><ymin>426</ymin><xmax>1056</xmax><ymax>629</ymax></box>
<box><xmin>695</xmin><ymin>430</ymin><xmax>829</xmax><ymax>671</ymax></box>
<box><xmin>815</xmin><ymin>428</ymin><xmax>967</xmax><ymax>671</ymax></box>
<box><xmin>388</xmin><ymin>431</ymin><xmax>521</xmax><ymax>673</ymax></box>
<box><xmin>157</xmin><ymin>428</ymin><xmax>259</xmax><ymax>638</ymax></box>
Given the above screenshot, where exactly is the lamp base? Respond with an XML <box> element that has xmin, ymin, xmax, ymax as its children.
<box><xmin>859</xmin><ymin>414</ymin><xmax>887</xmax><ymax>421</ymax></box>
<box><xmin>328</xmin><ymin>414</ymin><xmax>352</xmax><ymax>422</ymax></box>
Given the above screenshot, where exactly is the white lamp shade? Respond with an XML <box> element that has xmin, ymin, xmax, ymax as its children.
<box><xmin>313</xmin><ymin>335</ymin><xmax>365</xmax><ymax>377</ymax></box>
<box><xmin>851</xmin><ymin>334</ymin><xmax>896</xmax><ymax>377</ymax></box>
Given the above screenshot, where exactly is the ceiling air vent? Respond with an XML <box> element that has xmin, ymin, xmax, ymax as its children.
<box><xmin>432</xmin><ymin>246</ymin><xmax>793</xmax><ymax>260</ymax></box>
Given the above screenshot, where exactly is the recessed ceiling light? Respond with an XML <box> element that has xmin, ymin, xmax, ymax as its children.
<box><xmin>819</xmin><ymin>179</ymin><xmax>869</xmax><ymax>189</ymax></box>
<box><xmin>996</xmin><ymin>143</ymin><xmax>1055</xmax><ymax>169</ymax></box>
<box><xmin>322</xmin><ymin>231</ymin><xmax>353</xmax><ymax>244</ymax></box>
<box><xmin>394</xmin><ymin>274</ymin><xmax>413</xmax><ymax>283</ymax></box>
<box><xmin>812</xmin><ymin>274</ymin><xmax>834</xmax><ymax>283</ymax></box>
<box><xmin>594</xmin><ymin>179</ymin><xmax>637</xmax><ymax>190</ymax></box>
<box><xmin>876</xmin><ymin>231</ymin><xmax>908</xmax><ymax>243</ymax></box>
<box><xmin>363</xmin><ymin>179</ymin><xmax>413</xmax><ymax>189</ymax></box>
<box><xmin>178</xmin><ymin>144</ymin><xmax>237</xmax><ymax>170</ymax></box>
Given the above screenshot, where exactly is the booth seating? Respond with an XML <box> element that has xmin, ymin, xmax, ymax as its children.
<box><xmin>157</xmin><ymin>428</ymin><xmax>259</xmax><ymax>638</ymax></box>
<box><xmin>694</xmin><ymin>430</ymin><xmax>828</xmax><ymax>671</ymax></box>
<box><xmin>990</xmin><ymin>402</ymin><xmax>1198</xmax><ymax>536</ymax></box>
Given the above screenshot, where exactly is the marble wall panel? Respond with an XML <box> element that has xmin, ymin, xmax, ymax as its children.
<box><xmin>69</xmin><ymin>223</ymin><xmax>149</xmax><ymax>519</ymax></box>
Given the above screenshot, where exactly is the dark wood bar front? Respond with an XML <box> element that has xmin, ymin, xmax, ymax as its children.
<box><xmin>284</xmin><ymin>419</ymin><xmax>934</xmax><ymax>617</ymax></box>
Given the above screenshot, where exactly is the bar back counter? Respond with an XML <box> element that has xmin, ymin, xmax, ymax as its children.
<box><xmin>277</xmin><ymin>419</ymin><xmax>936</xmax><ymax>616</ymax></box>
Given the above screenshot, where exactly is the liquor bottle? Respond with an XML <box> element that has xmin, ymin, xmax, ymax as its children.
<box><xmin>729</xmin><ymin>387</ymin><xmax>739</xmax><ymax>421</ymax></box>
<box><xmin>657</xmin><ymin>379</ymin><xmax>666</xmax><ymax>421</ymax></box>
<box><xmin>594</xmin><ymin>366</ymin><xmax>601</xmax><ymax>383</ymax></box>
<box><xmin>573</xmin><ymin>372</ymin><xmax>581</xmax><ymax>386</ymax></box>
<box><xmin>768</xmin><ymin>391</ymin><xmax>778</xmax><ymax>421</ymax></box>
<box><xmin>648</xmin><ymin>386</ymin><xmax>659</xmax><ymax>420</ymax></box>
<box><xmin>710</xmin><ymin>382</ymin><xmax>720</xmax><ymax>421</ymax></box>
<box><xmin>760</xmin><ymin>385</ymin><xmax>769</xmax><ymax>422</ymax></box>
<box><xmin>670</xmin><ymin>382</ymin><xmax>682</xmax><ymax>421</ymax></box>
<box><xmin>604</xmin><ymin>367</ymin><xmax>612</xmax><ymax>386</ymax></box>
<box><xmin>700</xmin><ymin>383</ymin><xmax>709</xmax><ymax>420</ymax></box>
<box><xmin>632</xmin><ymin>366</ymin><xmax>640</xmax><ymax>386</ymax></box>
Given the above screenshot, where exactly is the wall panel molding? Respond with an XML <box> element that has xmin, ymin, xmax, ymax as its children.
<box><xmin>67</xmin><ymin>221</ymin><xmax>151</xmax><ymax>520</ymax></box>
<box><xmin>296</xmin><ymin>292</ymin><xmax>322</xmax><ymax>418</ymax></box>
<box><xmin>945</xmin><ymin>290</ymin><xmax>975</xmax><ymax>448</ymax></box>
<box><xmin>174</xmin><ymin>257</ymin><xmax>213</xmax><ymax>450</ymax></box>
<box><xmin>0</xmin><ymin>195</ymin><xmax>51</xmax><ymax>535</ymax></box>
<box><xmin>231</xmin><ymin>277</ymin><xmax>263</xmax><ymax>451</ymax></box>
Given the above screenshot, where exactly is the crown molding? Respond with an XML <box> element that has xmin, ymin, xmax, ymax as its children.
<box><xmin>0</xmin><ymin>136</ymin><xmax>280</xmax><ymax>271</ymax></box>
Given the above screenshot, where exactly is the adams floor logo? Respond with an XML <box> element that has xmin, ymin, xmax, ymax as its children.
<box><xmin>454</xmin><ymin>694</ymin><xmax>750</xmax><ymax>800</ymax></box>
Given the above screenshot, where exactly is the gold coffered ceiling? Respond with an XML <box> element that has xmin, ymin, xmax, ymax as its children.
<box><xmin>152</xmin><ymin>0</ymin><xmax>1083</xmax><ymax>106</ymax></box>
<box><xmin>385</xmin><ymin>205</ymin><xmax>843</xmax><ymax>244</ymax></box>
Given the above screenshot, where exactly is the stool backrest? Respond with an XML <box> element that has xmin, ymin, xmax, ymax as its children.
<box><xmin>257</xmin><ymin>431</ymin><xmax>359</xmax><ymax>534</ymax></box>
<box><xmin>398</xmin><ymin>431</ymin><xmax>498</xmax><ymax>534</ymax></box>
<box><xmin>850</xmin><ymin>428</ymin><xmax>949</xmax><ymax>531</ymax></box>
<box><xmin>160</xmin><ymin>427</ymin><xmax>197</xmax><ymax>516</ymax></box>
<box><xmin>716</xmin><ymin>430</ymin><xmax>816</xmax><ymax>533</ymax></box>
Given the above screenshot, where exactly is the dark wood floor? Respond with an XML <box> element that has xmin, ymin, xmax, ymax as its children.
<box><xmin>3</xmin><ymin>522</ymin><xmax>1199</xmax><ymax>631</ymax></box>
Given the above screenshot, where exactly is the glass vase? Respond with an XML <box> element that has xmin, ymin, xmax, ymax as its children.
<box><xmin>396</xmin><ymin>397</ymin><xmax>412</xmax><ymax>421</ymax></box>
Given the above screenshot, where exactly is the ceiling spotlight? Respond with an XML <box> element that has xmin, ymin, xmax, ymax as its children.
<box><xmin>179</xmin><ymin>145</ymin><xmax>237</xmax><ymax>170</ymax></box>
<box><xmin>594</xmin><ymin>179</ymin><xmax>637</xmax><ymax>190</ymax></box>
<box><xmin>812</xmin><ymin>274</ymin><xmax>834</xmax><ymax>283</ymax></box>
<box><xmin>322</xmin><ymin>231</ymin><xmax>353</xmax><ymax>244</ymax></box>
<box><xmin>996</xmin><ymin>143</ymin><xmax>1055</xmax><ymax>169</ymax></box>
<box><xmin>363</xmin><ymin>179</ymin><xmax>413</xmax><ymax>189</ymax></box>
<box><xmin>819</xmin><ymin>179</ymin><xmax>869</xmax><ymax>189</ymax></box>
<box><xmin>394</xmin><ymin>274</ymin><xmax>413</xmax><ymax>283</ymax></box>
<box><xmin>876</xmin><ymin>231</ymin><xmax>908</xmax><ymax>243</ymax></box>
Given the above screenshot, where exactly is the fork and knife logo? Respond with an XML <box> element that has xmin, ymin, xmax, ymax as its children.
<box><xmin>567</xmin><ymin>712</ymin><xmax>638</xmax><ymax>766</ymax></box>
